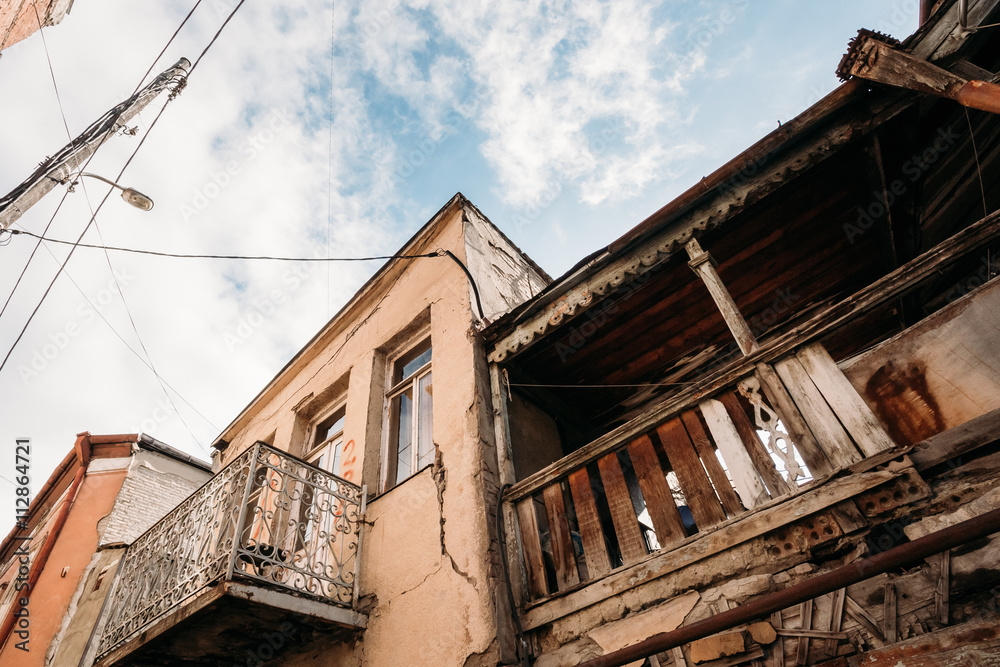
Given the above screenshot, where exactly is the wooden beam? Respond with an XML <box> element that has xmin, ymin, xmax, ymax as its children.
<box><xmin>826</xmin><ymin>588</ymin><xmax>846</xmax><ymax>656</ymax></box>
<box><xmin>936</xmin><ymin>549</ymin><xmax>950</xmax><ymax>626</ymax></box>
<box><xmin>627</xmin><ymin>435</ymin><xmax>688</xmax><ymax>548</ymax></box>
<box><xmin>770</xmin><ymin>611</ymin><xmax>785</xmax><ymax>667</ymax></box>
<box><xmin>700</xmin><ymin>398</ymin><xmax>770</xmax><ymax>508</ymax></box>
<box><xmin>775</xmin><ymin>629</ymin><xmax>848</xmax><ymax>640</ymax></box>
<box><xmin>598</xmin><ymin>452</ymin><xmax>647</xmax><ymax>565</ymax></box>
<box><xmin>796</xmin><ymin>600</ymin><xmax>813</xmax><ymax>665</ymax></box>
<box><xmin>515</xmin><ymin>498</ymin><xmax>549</xmax><ymax>599</ymax></box>
<box><xmin>883</xmin><ymin>581</ymin><xmax>898</xmax><ymax>644</ymax></box>
<box><xmin>568</xmin><ymin>468</ymin><xmax>612</xmax><ymax>581</ymax></box>
<box><xmin>543</xmin><ymin>483</ymin><xmax>580</xmax><ymax>591</ymax></box>
<box><xmin>686</xmin><ymin>238</ymin><xmax>759</xmax><ymax>355</ymax></box>
<box><xmin>655</xmin><ymin>419</ymin><xmax>727</xmax><ymax>529</ymax></box>
<box><xmin>681</xmin><ymin>410</ymin><xmax>744</xmax><ymax>517</ymax></box>
<box><xmin>795</xmin><ymin>343</ymin><xmax>895</xmax><ymax>456</ymax></box>
<box><xmin>910</xmin><ymin>406</ymin><xmax>1000</xmax><ymax>470</ymax></box>
<box><xmin>845</xmin><ymin>595</ymin><xmax>885</xmax><ymax>648</ymax></box>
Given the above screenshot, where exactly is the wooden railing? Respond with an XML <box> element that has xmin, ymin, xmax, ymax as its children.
<box><xmin>506</xmin><ymin>342</ymin><xmax>895</xmax><ymax>601</ymax></box>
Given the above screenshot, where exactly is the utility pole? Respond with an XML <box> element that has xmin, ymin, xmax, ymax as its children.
<box><xmin>0</xmin><ymin>57</ymin><xmax>191</xmax><ymax>230</ymax></box>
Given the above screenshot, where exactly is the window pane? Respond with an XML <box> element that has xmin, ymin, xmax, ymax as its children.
<box><xmin>400</xmin><ymin>345</ymin><xmax>432</xmax><ymax>382</ymax></box>
<box><xmin>316</xmin><ymin>409</ymin><xmax>346</xmax><ymax>445</ymax></box>
<box><xmin>394</xmin><ymin>389</ymin><xmax>414</xmax><ymax>485</ymax></box>
<box><xmin>417</xmin><ymin>372</ymin><xmax>434</xmax><ymax>470</ymax></box>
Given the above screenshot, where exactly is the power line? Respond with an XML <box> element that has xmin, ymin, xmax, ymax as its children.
<box><xmin>30</xmin><ymin>0</ymin><xmax>72</xmax><ymax>141</ymax></box>
<box><xmin>3</xmin><ymin>229</ymin><xmax>442</xmax><ymax>262</ymax></box>
<box><xmin>0</xmin><ymin>0</ymin><xmax>248</xmax><ymax>378</ymax></box>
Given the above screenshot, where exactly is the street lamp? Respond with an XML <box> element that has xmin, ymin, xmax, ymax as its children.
<box><xmin>65</xmin><ymin>172</ymin><xmax>155</xmax><ymax>211</ymax></box>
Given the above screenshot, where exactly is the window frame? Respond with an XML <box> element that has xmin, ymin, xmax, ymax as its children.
<box><xmin>307</xmin><ymin>405</ymin><xmax>347</xmax><ymax>477</ymax></box>
<box><xmin>382</xmin><ymin>336</ymin><xmax>434</xmax><ymax>491</ymax></box>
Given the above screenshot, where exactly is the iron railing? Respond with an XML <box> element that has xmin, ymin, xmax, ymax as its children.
<box><xmin>96</xmin><ymin>442</ymin><xmax>366</xmax><ymax>658</ymax></box>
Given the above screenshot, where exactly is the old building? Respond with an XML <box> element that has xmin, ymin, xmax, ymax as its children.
<box><xmin>72</xmin><ymin>0</ymin><xmax>1000</xmax><ymax>665</ymax></box>
<box><xmin>0</xmin><ymin>432</ymin><xmax>211</xmax><ymax>667</ymax></box>
<box><xmin>0</xmin><ymin>0</ymin><xmax>75</xmax><ymax>55</ymax></box>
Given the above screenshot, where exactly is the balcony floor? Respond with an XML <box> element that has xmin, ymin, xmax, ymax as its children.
<box><xmin>95</xmin><ymin>581</ymin><xmax>367</xmax><ymax>666</ymax></box>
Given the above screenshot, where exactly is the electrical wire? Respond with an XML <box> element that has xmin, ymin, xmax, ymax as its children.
<box><xmin>965</xmin><ymin>108</ymin><xmax>988</xmax><ymax>219</ymax></box>
<box><xmin>0</xmin><ymin>1</ymin><xmax>247</xmax><ymax>383</ymax></box>
<box><xmin>30</xmin><ymin>0</ymin><xmax>72</xmax><ymax>141</ymax></box>
<box><xmin>3</xmin><ymin>229</ymin><xmax>442</xmax><ymax>261</ymax></box>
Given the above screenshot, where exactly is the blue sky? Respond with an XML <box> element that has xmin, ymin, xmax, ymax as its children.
<box><xmin>0</xmin><ymin>0</ymin><xmax>918</xmax><ymax>521</ymax></box>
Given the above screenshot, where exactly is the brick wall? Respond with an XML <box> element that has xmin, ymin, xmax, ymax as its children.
<box><xmin>1</xmin><ymin>0</ymin><xmax>75</xmax><ymax>54</ymax></box>
<box><xmin>100</xmin><ymin>451</ymin><xmax>210</xmax><ymax>546</ymax></box>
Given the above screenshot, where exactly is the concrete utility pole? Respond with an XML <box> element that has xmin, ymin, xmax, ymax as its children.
<box><xmin>0</xmin><ymin>57</ymin><xmax>191</xmax><ymax>230</ymax></box>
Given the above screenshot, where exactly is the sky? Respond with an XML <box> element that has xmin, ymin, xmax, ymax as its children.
<box><xmin>0</xmin><ymin>0</ymin><xmax>919</xmax><ymax>524</ymax></box>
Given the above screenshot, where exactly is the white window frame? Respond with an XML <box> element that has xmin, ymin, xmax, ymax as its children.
<box><xmin>382</xmin><ymin>336</ymin><xmax>433</xmax><ymax>491</ymax></box>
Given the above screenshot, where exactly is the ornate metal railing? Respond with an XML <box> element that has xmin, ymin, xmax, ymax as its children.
<box><xmin>96</xmin><ymin>442</ymin><xmax>366</xmax><ymax>658</ymax></box>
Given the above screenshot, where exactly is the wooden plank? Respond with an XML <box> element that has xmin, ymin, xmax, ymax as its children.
<box><xmin>567</xmin><ymin>468</ymin><xmax>612</xmax><ymax>581</ymax></box>
<box><xmin>883</xmin><ymin>581</ymin><xmax>897</xmax><ymax>643</ymax></box>
<box><xmin>597</xmin><ymin>452</ymin><xmax>647</xmax><ymax>565</ymax></box>
<box><xmin>700</xmin><ymin>398</ymin><xmax>769</xmax><ymax>509</ymax></box>
<box><xmin>796</xmin><ymin>343</ymin><xmax>896</xmax><ymax>456</ymax></box>
<box><xmin>655</xmin><ymin>418</ymin><xmax>727</xmax><ymax>529</ymax></box>
<box><xmin>776</xmin><ymin>629</ymin><xmax>848</xmax><ymax>640</ymax></box>
<box><xmin>826</xmin><ymin>588</ymin><xmax>846</xmax><ymax>656</ymax></box>
<box><xmin>521</xmin><ymin>468</ymin><xmax>905</xmax><ymax>630</ymax></box>
<box><xmin>936</xmin><ymin>550</ymin><xmax>950</xmax><ymax>626</ymax></box>
<box><xmin>515</xmin><ymin>498</ymin><xmax>549</xmax><ymax>599</ymax></box>
<box><xmin>774</xmin><ymin>356</ymin><xmax>862</xmax><ymax>468</ymax></box>
<box><xmin>719</xmin><ymin>391</ymin><xmax>796</xmax><ymax>496</ymax></box>
<box><xmin>672</xmin><ymin>647</ymin><xmax>688</xmax><ymax>667</ymax></box>
<box><xmin>542</xmin><ymin>483</ymin><xmax>580</xmax><ymax>591</ymax></box>
<box><xmin>503</xmin><ymin>207</ymin><xmax>1000</xmax><ymax>504</ymax></box>
<box><xmin>770</xmin><ymin>611</ymin><xmax>785</xmax><ymax>667</ymax></box>
<box><xmin>845</xmin><ymin>595</ymin><xmax>886</xmax><ymax>648</ymax></box>
<box><xmin>796</xmin><ymin>599</ymin><xmax>813</xmax><ymax>665</ymax></box>
<box><xmin>681</xmin><ymin>409</ymin><xmax>744</xmax><ymax>517</ymax></box>
<box><xmin>910</xmin><ymin>406</ymin><xmax>1000</xmax><ymax>470</ymax></box>
<box><xmin>627</xmin><ymin>435</ymin><xmax>688</xmax><ymax>547</ymax></box>
<box><xmin>754</xmin><ymin>363</ymin><xmax>832</xmax><ymax>475</ymax></box>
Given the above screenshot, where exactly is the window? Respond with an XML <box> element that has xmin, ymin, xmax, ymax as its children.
<box><xmin>385</xmin><ymin>339</ymin><xmax>433</xmax><ymax>489</ymax></box>
<box><xmin>309</xmin><ymin>407</ymin><xmax>346</xmax><ymax>476</ymax></box>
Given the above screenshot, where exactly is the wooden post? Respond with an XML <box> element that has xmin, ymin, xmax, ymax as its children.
<box><xmin>685</xmin><ymin>238</ymin><xmax>759</xmax><ymax>355</ymax></box>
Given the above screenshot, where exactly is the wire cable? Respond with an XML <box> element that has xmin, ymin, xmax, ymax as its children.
<box><xmin>3</xmin><ymin>229</ymin><xmax>441</xmax><ymax>261</ymax></box>
<box><xmin>30</xmin><ymin>0</ymin><xmax>72</xmax><ymax>141</ymax></box>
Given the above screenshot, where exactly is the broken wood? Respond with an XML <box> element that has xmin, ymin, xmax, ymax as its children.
<box><xmin>543</xmin><ymin>482</ymin><xmax>580</xmax><ymax>591</ymax></box>
<box><xmin>628</xmin><ymin>434</ymin><xmax>688</xmax><ymax>547</ymax></box>
<box><xmin>515</xmin><ymin>498</ymin><xmax>549</xmax><ymax>599</ymax></box>
<box><xmin>681</xmin><ymin>409</ymin><xmax>745</xmax><ymax>517</ymax></box>
<box><xmin>598</xmin><ymin>452</ymin><xmax>648</xmax><ymax>565</ymax></box>
<box><xmin>844</xmin><ymin>595</ymin><xmax>885</xmax><ymax>647</ymax></box>
<box><xmin>568</xmin><ymin>468</ymin><xmax>612</xmax><ymax>581</ymax></box>
<box><xmin>883</xmin><ymin>581</ymin><xmax>897</xmax><ymax>644</ymax></box>
<box><xmin>656</xmin><ymin>418</ymin><xmax>727</xmax><ymax>530</ymax></box>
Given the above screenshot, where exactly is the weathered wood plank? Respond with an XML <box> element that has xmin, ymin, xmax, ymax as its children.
<box><xmin>681</xmin><ymin>409</ymin><xmax>744</xmax><ymax>517</ymax></box>
<box><xmin>719</xmin><ymin>391</ymin><xmax>796</xmax><ymax>496</ymax></box>
<box><xmin>515</xmin><ymin>498</ymin><xmax>549</xmax><ymax>599</ymax></box>
<box><xmin>796</xmin><ymin>599</ymin><xmax>813</xmax><ymax>665</ymax></box>
<box><xmin>836</xmin><ymin>616</ymin><xmax>1000</xmax><ymax>666</ymax></box>
<box><xmin>826</xmin><ymin>588</ymin><xmax>846</xmax><ymax>656</ymax></box>
<box><xmin>845</xmin><ymin>595</ymin><xmax>885</xmax><ymax>648</ymax></box>
<box><xmin>521</xmin><ymin>468</ymin><xmax>905</xmax><ymax>630</ymax></box>
<box><xmin>774</xmin><ymin>355</ymin><xmax>862</xmax><ymax>469</ymax></box>
<box><xmin>776</xmin><ymin>629</ymin><xmax>848</xmax><ymax>640</ymax></box>
<box><xmin>542</xmin><ymin>483</ymin><xmax>580</xmax><ymax>591</ymax></box>
<box><xmin>910</xmin><ymin>406</ymin><xmax>1000</xmax><ymax>470</ymax></box>
<box><xmin>504</xmin><ymin>207</ymin><xmax>1000</xmax><ymax>504</ymax></box>
<box><xmin>627</xmin><ymin>434</ymin><xmax>688</xmax><ymax>547</ymax></box>
<box><xmin>656</xmin><ymin>418</ymin><xmax>727</xmax><ymax>529</ymax></box>
<box><xmin>597</xmin><ymin>452</ymin><xmax>647</xmax><ymax>565</ymax></box>
<box><xmin>754</xmin><ymin>363</ymin><xmax>832</xmax><ymax>475</ymax></box>
<box><xmin>686</xmin><ymin>238</ymin><xmax>759</xmax><ymax>355</ymax></box>
<box><xmin>883</xmin><ymin>581</ymin><xmax>897</xmax><ymax>643</ymax></box>
<box><xmin>700</xmin><ymin>398</ymin><xmax>769</xmax><ymax>509</ymax></box>
<box><xmin>567</xmin><ymin>468</ymin><xmax>612</xmax><ymax>581</ymax></box>
<box><xmin>770</xmin><ymin>611</ymin><xmax>785</xmax><ymax>667</ymax></box>
<box><xmin>936</xmin><ymin>549</ymin><xmax>950</xmax><ymax>626</ymax></box>
<box><xmin>796</xmin><ymin>343</ymin><xmax>895</xmax><ymax>456</ymax></box>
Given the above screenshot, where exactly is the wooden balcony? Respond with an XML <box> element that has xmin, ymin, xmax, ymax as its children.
<box><xmin>502</xmin><ymin>340</ymin><xmax>930</xmax><ymax>629</ymax></box>
<box><xmin>93</xmin><ymin>442</ymin><xmax>367</xmax><ymax>666</ymax></box>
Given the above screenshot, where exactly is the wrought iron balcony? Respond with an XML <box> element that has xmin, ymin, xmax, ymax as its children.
<box><xmin>94</xmin><ymin>441</ymin><xmax>367</xmax><ymax>666</ymax></box>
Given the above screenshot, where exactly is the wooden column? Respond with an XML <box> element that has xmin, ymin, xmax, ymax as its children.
<box><xmin>686</xmin><ymin>238</ymin><xmax>759</xmax><ymax>355</ymax></box>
